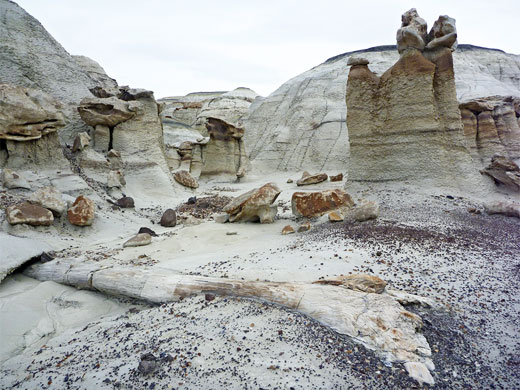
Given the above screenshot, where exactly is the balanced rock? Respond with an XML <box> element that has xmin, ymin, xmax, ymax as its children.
<box><xmin>28</xmin><ymin>186</ymin><xmax>66</xmax><ymax>216</ymax></box>
<box><xmin>291</xmin><ymin>189</ymin><xmax>354</xmax><ymax>218</ymax></box>
<box><xmin>396</xmin><ymin>8</ymin><xmax>428</xmax><ymax>54</ymax></box>
<box><xmin>160</xmin><ymin>209</ymin><xmax>177</xmax><ymax>227</ymax></box>
<box><xmin>67</xmin><ymin>195</ymin><xmax>95</xmax><ymax>226</ymax></box>
<box><xmin>0</xmin><ymin>84</ymin><xmax>66</xmax><ymax>141</ymax></box>
<box><xmin>174</xmin><ymin>170</ymin><xmax>199</xmax><ymax>188</ymax></box>
<box><xmin>72</xmin><ymin>131</ymin><xmax>91</xmax><ymax>152</ymax></box>
<box><xmin>6</xmin><ymin>202</ymin><xmax>54</xmax><ymax>226</ymax></box>
<box><xmin>296</xmin><ymin>171</ymin><xmax>328</xmax><ymax>186</ymax></box>
<box><xmin>223</xmin><ymin>183</ymin><xmax>280</xmax><ymax>223</ymax></box>
<box><xmin>1</xmin><ymin>168</ymin><xmax>30</xmax><ymax>189</ymax></box>
<box><xmin>77</xmin><ymin>96</ymin><xmax>135</xmax><ymax>128</ymax></box>
<box><xmin>281</xmin><ymin>225</ymin><xmax>295</xmax><ymax>235</ymax></box>
<box><xmin>347</xmin><ymin>57</ymin><xmax>369</xmax><ymax>66</ymax></box>
<box><xmin>348</xmin><ymin>200</ymin><xmax>380</xmax><ymax>222</ymax></box>
<box><xmin>123</xmin><ymin>233</ymin><xmax>152</xmax><ymax>248</ymax></box>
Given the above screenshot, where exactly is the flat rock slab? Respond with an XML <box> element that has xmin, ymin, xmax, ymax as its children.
<box><xmin>0</xmin><ymin>233</ymin><xmax>51</xmax><ymax>282</ymax></box>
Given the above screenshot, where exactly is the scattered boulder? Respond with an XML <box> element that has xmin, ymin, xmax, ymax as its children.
<box><xmin>348</xmin><ymin>200</ymin><xmax>380</xmax><ymax>222</ymax></box>
<box><xmin>187</xmin><ymin>196</ymin><xmax>197</xmax><ymax>204</ymax></box>
<box><xmin>328</xmin><ymin>211</ymin><xmax>344</xmax><ymax>222</ymax></box>
<box><xmin>1</xmin><ymin>168</ymin><xmax>30</xmax><ymax>189</ymax></box>
<box><xmin>291</xmin><ymin>189</ymin><xmax>355</xmax><ymax>218</ymax></box>
<box><xmin>138</xmin><ymin>227</ymin><xmax>157</xmax><ymax>237</ymax></box>
<box><xmin>123</xmin><ymin>233</ymin><xmax>152</xmax><ymax>248</ymax></box>
<box><xmin>286</xmin><ymin>178</ymin><xmax>293</xmax><ymax>184</ymax></box>
<box><xmin>72</xmin><ymin>132</ymin><xmax>91</xmax><ymax>152</ymax></box>
<box><xmin>329</xmin><ymin>173</ymin><xmax>343</xmax><ymax>182</ymax></box>
<box><xmin>296</xmin><ymin>171</ymin><xmax>328</xmax><ymax>186</ymax></box>
<box><xmin>223</xmin><ymin>183</ymin><xmax>281</xmax><ymax>223</ymax></box>
<box><xmin>481</xmin><ymin>155</ymin><xmax>520</xmax><ymax>191</ymax></box>
<box><xmin>214</xmin><ymin>213</ymin><xmax>229</xmax><ymax>224</ymax></box>
<box><xmin>28</xmin><ymin>186</ymin><xmax>66</xmax><ymax>216</ymax></box>
<box><xmin>67</xmin><ymin>195</ymin><xmax>95</xmax><ymax>226</ymax></box>
<box><xmin>281</xmin><ymin>225</ymin><xmax>295</xmax><ymax>235</ymax></box>
<box><xmin>174</xmin><ymin>170</ymin><xmax>199</xmax><ymax>189</ymax></box>
<box><xmin>484</xmin><ymin>201</ymin><xmax>520</xmax><ymax>218</ymax></box>
<box><xmin>314</xmin><ymin>274</ymin><xmax>387</xmax><ymax>294</ymax></box>
<box><xmin>160</xmin><ymin>209</ymin><xmax>177</xmax><ymax>227</ymax></box>
<box><xmin>297</xmin><ymin>221</ymin><xmax>311</xmax><ymax>232</ymax></box>
<box><xmin>137</xmin><ymin>353</ymin><xmax>158</xmax><ymax>375</ymax></box>
<box><xmin>107</xmin><ymin>170</ymin><xmax>126</xmax><ymax>189</ymax></box>
<box><xmin>116</xmin><ymin>196</ymin><xmax>134</xmax><ymax>208</ymax></box>
<box><xmin>6</xmin><ymin>202</ymin><xmax>54</xmax><ymax>226</ymax></box>
<box><xmin>404</xmin><ymin>362</ymin><xmax>435</xmax><ymax>386</ymax></box>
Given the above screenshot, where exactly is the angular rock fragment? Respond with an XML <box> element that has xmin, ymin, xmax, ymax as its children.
<box><xmin>296</xmin><ymin>171</ymin><xmax>328</xmax><ymax>186</ymax></box>
<box><xmin>281</xmin><ymin>225</ymin><xmax>295</xmax><ymax>235</ymax></box>
<box><xmin>484</xmin><ymin>201</ymin><xmax>520</xmax><ymax>218</ymax></box>
<box><xmin>123</xmin><ymin>233</ymin><xmax>152</xmax><ymax>248</ymax></box>
<box><xmin>291</xmin><ymin>189</ymin><xmax>354</xmax><ymax>218</ymax></box>
<box><xmin>137</xmin><ymin>353</ymin><xmax>158</xmax><ymax>375</ymax></box>
<box><xmin>160</xmin><ymin>209</ymin><xmax>177</xmax><ymax>227</ymax></box>
<box><xmin>213</xmin><ymin>213</ymin><xmax>229</xmax><ymax>223</ymax></box>
<box><xmin>329</xmin><ymin>173</ymin><xmax>343</xmax><ymax>182</ymax></box>
<box><xmin>67</xmin><ymin>195</ymin><xmax>95</xmax><ymax>226</ymax></box>
<box><xmin>348</xmin><ymin>200</ymin><xmax>380</xmax><ymax>222</ymax></box>
<box><xmin>404</xmin><ymin>362</ymin><xmax>435</xmax><ymax>386</ymax></box>
<box><xmin>72</xmin><ymin>132</ymin><xmax>91</xmax><ymax>152</ymax></box>
<box><xmin>107</xmin><ymin>170</ymin><xmax>126</xmax><ymax>189</ymax></box>
<box><xmin>328</xmin><ymin>211</ymin><xmax>344</xmax><ymax>222</ymax></box>
<box><xmin>28</xmin><ymin>186</ymin><xmax>66</xmax><ymax>216</ymax></box>
<box><xmin>6</xmin><ymin>202</ymin><xmax>54</xmax><ymax>226</ymax></box>
<box><xmin>481</xmin><ymin>155</ymin><xmax>520</xmax><ymax>191</ymax></box>
<box><xmin>116</xmin><ymin>196</ymin><xmax>134</xmax><ymax>208</ymax></box>
<box><xmin>138</xmin><ymin>227</ymin><xmax>157</xmax><ymax>237</ymax></box>
<box><xmin>1</xmin><ymin>168</ymin><xmax>30</xmax><ymax>189</ymax></box>
<box><xmin>223</xmin><ymin>183</ymin><xmax>280</xmax><ymax>223</ymax></box>
<box><xmin>297</xmin><ymin>221</ymin><xmax>311</xmax><ymax>232</ymax></box>
<box><xmin>174</xmin><ymin>170</ymin><xmax>199</xmax><ymax>188</ymax></box>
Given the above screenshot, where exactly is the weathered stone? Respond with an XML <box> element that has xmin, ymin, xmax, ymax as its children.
<box><xmin>281</xmin><ymin>225</ymin><xmax>295</xmax><ymax>235</ymax></box>
<box><xmin>72</xmin><ymin>132</ymin><xmax>91</xmax><ymax>152</ymax></box>
<box><xmin>396</xmin><ymin>9</ymin><xmax>427</xmax><ymax>54</ymax></box>
<box><xmin>107</xmin><ymin>149</ymin><xmax>123</xmax><ymax>169</ymax></box>
<box><xmin>116</xmin><ymin>196</ymin><xmax>134</xmax><ymax>208</ymax></box>
<box><xmin>328</xmin><ymin>211</ymin><xmax>344</xmax><ymax>222</ymax></box>
<box><xmin>138</xmin><ymin>227</ymin><xmax>157</xmax><ymax>237</ymax></box>
<box><xmin>6</xmin><ymin>202</ymin><xmax>54</xmax><ymax>226</ymax></box>
<box><xmin>107</xmin><ymin>170</ymin><xmax>126</xmax><ymax>189</ymax></box>
<box><xmin>214</xmin><ymin>213</ymin><xmax>229</xmax><ymax>224</ymax></box>
<box><xmin>77</xmin><ymin>96</ymin><xmax>135</xmax><ymax>127</ymax></box>
<box><xmin>174</xmin><ymin>170</ymin><xmax>199</xmax><ymax>188</ymax></box>
<box><xmin>425</xmin><ymin>15</ymin><xmax>457</xmax><ymax>50</ymax></box>
<box><xmin>484</xmin><ymin>201</ymin><xmax>520</xmax><ymax>218</ymax></box>
<box><xmin>297</xmin><ymin>221</ymin><xmax>311</xmax><ymax>232</ymax></box>
<box><xmin>296</xmin><ymin>171</ymin><xmax>328</xmax><ymax>186</ymax></box>
<box><xmin>224</xmin><ymin>183</ymin><xmax>280</xmax><ymax>223</ymax></box>
<box><xmin>123</xmin><ymin>233</ymin><xmax>152</xmax><ymax>248</ymax></box>
<box><xmin>28</xmin><ymin>186</ymin><xmax>66</xmax><ymax>216</ymax></box>
<box><xmin>291</xmin><ymin>189</ymin><xmax>354</xmax><ymax>218</ymax></box>
<box><xmin>137</xmin><ymin>353</ymin><xmax>158</xmax><ymax>375</ymax></box>
<box><xmin>404</xmin><ymin>362</ymin><xmax>435</xmax><ymax>386</ymax></box>
<box><xmin>329</xmin><ymin>173</ymin><xmax>343</xmax><ymax>182</ymax></box>
<box><xmin>314</xmin><ymin>274</ymin><xmax>387</xmax><ymax>294</ymax></box>
<box><xmin>72</xmin><ymin>55</ymin><xmax>118</xmax><ymax>94</ymax></box>
<box><xmin>118</xmin><ymin>87</ymin><xmax>154</xmax><ymax>101</ymax></box>
<box><xmin>67</xmin><ymin>195</ymin><xmax>95</xmax><ymax>226</ymax></box>
<box><xmin>286</xmin><ymin>178</ymin><xmax>293</xmax><ymax>183</ymax></box>
<box><xmin>1</xmin><ymin>168</ymin><xmax>30</xmax><ymax>189</ymax></box>
<box><xmin>0</xmin><ymin>84</ymin><xmax>66</xmax><ymax>141</ymax></box>
<box><xmin>347</xmin><ymin>57</ymin><xmax>369</xmax><ymax>66</ymax></box>
<box><xmin>348</xmin><ymin>200</ymin><xmax>380</xmax><ymax>222</ymax></box>
<box><xmin>481</xmin><ymin>155</ymin><xmax>520</xmax><ymax>191</ymax></box>
<box><xmin>160</xmin><ymin>209</ymin><xmax>177</xmax><ymax>227</ymax></box>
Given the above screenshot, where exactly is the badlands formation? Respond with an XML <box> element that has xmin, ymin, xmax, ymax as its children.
<box><xmin>0</xmin><ymin>1</ymin><xmax>519</xmax><ymax>389</ymax></box>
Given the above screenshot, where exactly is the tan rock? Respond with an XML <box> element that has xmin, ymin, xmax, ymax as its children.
<box><xmin>291</xmin><ymin>189</ymin><xmax>354</xmax><ymax>218</ymax></box>
<box><xmin>347</xmin><ymin>57</ymin><xmax>369</xmax><ymax>66</ymax></box>
<box><xmin>72</xmin><ymin>132</ymin><xmax>91</xmax><ymax>152</ymax></box>
<box><xmin>0</xmin><ymin>84</ymin><xmax>66</xmax><ymax>141</ymax></box>
<box><xmin>296</xmin><ymin>171</ymin><xmax>328</xmax><ymax>186</ymax></box>
<box><xmin>286</xmin><ymin>178</ymin><xmax>293</xmax><ymax>183</ymax></box>
<box><xmin>484</xmin><ymin>201</ymin><xmax>520</xmax><ymax>218</ymax></box>
<box><xmin>6</xmin><ymin>202</ymin><xmax>54</xmax><ymax>226</ymax></box>
<box><xmin>67</xmin><ymin>195</ymin><xmax>95</xmax><ymax>226</ymax></box>
<box><xmin>123</xmin><ymin>233</ymin><xmax>152</xmax><ymax>248</ymax></box>
<box><xmin>224</xmin><ymin>183</ymin><xmax>280</xmax><ymax>223</ymax></box>
<box><xmin>107</xmin><ymin>170</ymin><xmax>126</xmax><ymax>189</ymax></box>
<box><xmin>348</xmin><ymin>200</ymin><xmax>380</xmax><ymax>222</ymax></box>
<box><xmin>396</xmin><ymin>9</ymin><xmax>427</xmax><ymax>54</ymax></box>
<box><xmin>281</xmin><ymin>225</ymin><xmax>295</xmax><ymax>235</ymax></box>
<box><xmin>404</xmin><ymin>362</ymin><xmax>435</xmax><ymax>386</ymax></box>
<box><xmin>481</xmin><ymin>155</ymin><xmax>520</xmax><ymax>191</ymax></box>
<box><xmin>314</xmin><ymin>274</ymin><xmax>387</xmax><ymax>294</ymax></box>
<box><xmin>174</xmin><ymin>170</ymin><xmax>199</xmax><ymax>189</ymax></box>
<box><xmin>297</xmin><ymin>221</ymin><xmax>311</xmax><ymax>232</ymax></box>
<box><xmin>1</xmin><ymin>168</ymin><xmax>30</xmax><ymax>189</ymax></box>
<box><xmin>328</xmin><ymin>211</ymin><xmax>344</xmax><ymax>222</ymax></box>
<box><xmin>28</xmin><ymin>186</ymin><xmax>66</xmax><ymax>216</ymax></box>
<box><xmin>214</xmin><ymin>213</ymin><xmax>229</xmax><ymax>224</ymax></box>
<box><xmin>77</xmin><ymin>96</ymin><xmax>135</xmax><ymax>127</ymax></box>
<box><xmin>329</xmin><ymin>173</ymin><xmax>343</xmax><ymax>182</ymax></box>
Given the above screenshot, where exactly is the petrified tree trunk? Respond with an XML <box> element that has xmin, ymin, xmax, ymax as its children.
<box><xmin>24</xmin><ymin>258</ymin><xmax>433</xmax><ymax>372</ymax></box>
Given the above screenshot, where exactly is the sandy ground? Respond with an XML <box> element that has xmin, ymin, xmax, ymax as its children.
<box><xmin>1</xmin><ymin>169</ymin><xmax>519</xmax><ymax>389</ymax></box>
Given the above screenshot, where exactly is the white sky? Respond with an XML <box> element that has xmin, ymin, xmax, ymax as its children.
<box><xmin>15</xmin><ymin>0</ymin><xmax>520</xmax><ymax>99</ymax></box>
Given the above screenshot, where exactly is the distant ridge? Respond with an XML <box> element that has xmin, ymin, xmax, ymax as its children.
<box><xmin>325</xmin><ymin>44</ymin><xmax>506</xmax><ymax>64</ymax></box>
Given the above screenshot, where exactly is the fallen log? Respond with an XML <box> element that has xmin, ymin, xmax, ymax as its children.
<box><xmin>24</xmin><ymin>258</ymin><xmax>434</xmax><ymax>380</ymax></box>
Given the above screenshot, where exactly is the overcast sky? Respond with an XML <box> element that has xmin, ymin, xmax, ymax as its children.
<box><xmin>15</xmin><ymin>0</ymin><xmax>520</xmax><ymax>99</ymax></box>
